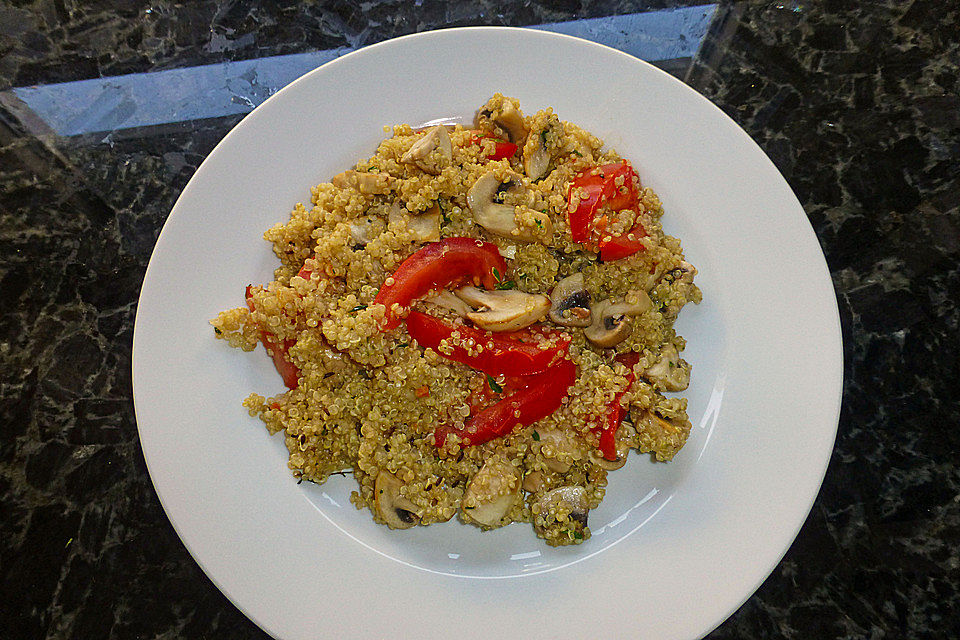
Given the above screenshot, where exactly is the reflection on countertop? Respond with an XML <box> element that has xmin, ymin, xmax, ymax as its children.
<box><xmin>1</xmin><ymin>1</ymin><xmax>957</xmax><ymax>638</ymax></box>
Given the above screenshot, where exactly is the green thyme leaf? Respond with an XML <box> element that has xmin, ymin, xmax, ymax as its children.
<box><xmin>350</xmin><ymin>304</ymin><xmax>367</xmax><ymax>313</ymax></box>
<box><xmin>214</xmin><ymin>327</ymin><xmax>222</xmax><ymax>335</ymax></box>
<box><xmin>492</xmin><ymin>267</ymin><xmax>502</xmax><ymax>283</ymax></box>
<box><xmin>496</xmin><ymin>280</ymin><xmax>516</xmax><ymax>290</ymax></box>
<box><xmin>532</xmin><ymin>430</ymin><xmax>540</xmax><ymax>441</ymax></box>
<box><xmin>487</xmin><ymin>375</ymin><xmax>503</xmax><ymax>393</ymax></box>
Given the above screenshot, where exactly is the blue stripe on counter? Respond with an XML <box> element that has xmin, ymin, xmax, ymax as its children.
<box><xmin>4</xmin><ymin>4</ymin><xmax>717</xmax><ymax>137</ymax></box>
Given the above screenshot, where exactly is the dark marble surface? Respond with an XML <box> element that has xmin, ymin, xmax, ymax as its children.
<box><xmin>1</xmin><ymin>1</ymin><xmax>957</xmax><ymax>638</ymax></box>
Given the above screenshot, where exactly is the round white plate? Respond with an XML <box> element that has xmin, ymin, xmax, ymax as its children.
<box><xmin>133</xmin><ymin>27</ymin><xmax>842</xmax><ymax>640</ymax></box>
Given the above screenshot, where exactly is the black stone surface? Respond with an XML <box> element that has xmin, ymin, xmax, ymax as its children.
<box><xmin>1</xmin><ymin>1</ymin><xmax>957</xmax><ymax>638</ymax></box>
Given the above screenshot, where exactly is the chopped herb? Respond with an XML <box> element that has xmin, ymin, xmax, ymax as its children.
<box><xmin>541</xmin><ymin>130</ymin><xmax>548</xmax><ymax>145</ymax></box>
<box><xmin>487</xmin><ymin>375</ymin><xmax>503</xmax><ymax>393</ymax></box>
<box><xmin>349</xmin><ymin>304</ymin><xmax>367</xmax><ymax>313</ymax></box>
<box><xmin>496</xmin><ymin>280</ymin><xmax>516</xmax><ymax>290</ymax></box>
<box><xmin>214</xmin><ymin>327</ymin><xmax>222</xmax><ymax>335</ymax></box>
<box><xmin>573</xmin><ymin>150</ymin><xmax>583</xmax><ymax>157</ymax></box>
<box><xmin>464</xmin><ymin>505</ymin><xmax>475</xmax><ymax>509</ymax></box>
<box><xmin>532</xmin><ymin>430</ymin><xmax>540</xmax><ymax>441</ymax></box>
<box><xmin>397</xmin><ymin>342</ymin><xmax>409</xmax><ymax>348</ymax></box>
<box><xmin>492</xmin><ymin>267</ymin><xmax>502</xmax><ymax>283</ymax></box>
<box><xmin>573</xmin><ymin>530</ymin><xmax>583</xmax><ymax>540</ymax></box>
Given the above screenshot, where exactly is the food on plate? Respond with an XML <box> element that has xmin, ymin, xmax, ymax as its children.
<box><xmin>210</xmin><ymin>94</ymin><xmax>701</xmax><ymax>545</ymax></box>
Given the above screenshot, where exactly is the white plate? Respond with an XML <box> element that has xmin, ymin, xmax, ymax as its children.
<box><xmin>133</xmin><ymin>27</ymin><xmax>842</xmax><ymax>640</ymax></box>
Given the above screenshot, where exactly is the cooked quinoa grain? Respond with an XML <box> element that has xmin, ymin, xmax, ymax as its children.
<box><xmin>211</xmin><ymin>94</ymin><xmax>701</xmax><ymax>545</ymax></box>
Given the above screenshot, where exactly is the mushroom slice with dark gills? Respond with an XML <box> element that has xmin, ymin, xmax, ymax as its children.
<box><xmin>584</xmin><ymin>291</ymin><xmax>653</xmax><ymax>348</ymax></box>
<box><xmin>475</xmin><ymin>94</ymin><xmax>528</xmax><ymax>144</ymax></box>
<box><xmin>642</xmin><ymin>341</ymin><xmax>691</xmax><ymax>392</ymax></box>
<box><xmin>467</xmin><ymin>170</ymin><xmax>552</xmax><ymax>242</ymax></box>
<box><xmin>374</xmin><ymin>470</ymin><xmax>421</xmax><ymax>529</ymax></box>
<box><xmin>461</xmin><ymin>457</ymin><xmax>521</xmax><ymax>528</ymax></box>
<box><xmin>533</xmin><ymin>486</ymin><xmax>590</xmax><ymax>542</ymax></box>
<box><xmin>401</xmin><ymin>125</ymin><xmax>453</xmax><ymax>175</ymax></box>
<box><xmin>548</xmin><ymin>273</ymin><xmax>591</xmax><ymax>327</ymax></box>
<box><xmin>522</xmin><ymin>112</ymin><xmax>563</xmax><ymax>181</ymax></box>
<box><xmin>347</xmin><ymin>216</ymin><xmax>385</xmax><ymax>248</ymax></box>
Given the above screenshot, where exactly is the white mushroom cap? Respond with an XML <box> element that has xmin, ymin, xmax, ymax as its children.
<box><xmin>462</xmin><ymin>458</ymin><xmax>521</xmax><ymax>528</ymax></box>
<box><xmin>466</xmin><ymin>171</ymin><xmax>552</xmax><ymax>242</ymax></box>
<box><xmin>548</xmin><ymin>273</ymin><xmax>592</xmax><ymax>327</ymax></box>
<box><xmin>455</xmin><ymin>286</ymin><xmax>550</xmax><ymax>332</ymax></box>
<box><xmin>331</xmin><ymin>169</ymin><xmax>393</xmax><ymax>195</ymax></box>
<box><xmin>374</xmin><ymin>471</ymin><xmax>420</xmax><ymax>529</ymax></box>
<box><xmin>388</xmin><ymin>201</ymin><xmax>441</xmax><ymax>243</ymax></box>
<box><xmin>642</xmin><ymin>342</ymin><xmax>691</xmax><ymax>392</ymax></box>
<box><xmin>401</xmin><ymin>125</ymin><xmax>453</xmax><ymax>175</ymax></box>
<box><xmin>584</xmin><ymin>291</ymin><xmax>653</xmax><ymax>348</ymax></box>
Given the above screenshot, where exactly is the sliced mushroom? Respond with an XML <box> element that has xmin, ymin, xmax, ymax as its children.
<box><xmin>642</xmin><ymin>342</ymin><xmax>690</xmax><ymax>392</ymax></box>
<box><xmin>548</xmin><ymin>273</ymin><xmax>592</xmax><ymax>327</ymax></box>
<box><xmin>388</xmin><ymin>201</ymin><xmax>440</xmax><ymax>243</ymax></box>
<box><xmin>374</xmin><ymin>470</ymin><xmax>420</xmax><ymax>529</ymax></box>
<box><xmin>522</xmin><ymin>115</ymin><xmax>561</xmax><ymax>181</ymax></box>
<box><xmin>347</xmin><ymin>216</ymin><xmax>385</xmax><ymax>248</ymax></box>
<box><xmin>535</xmin><ymin>428</ymin><xmax>582</xmax><ymax>473</ymax></box>
<box><xmin>522</xmin><ymin>470</ymin><xmax>544</xmax><ymax>493</ymax></box>
<box><xmin>423</xmin><ymin>289</ymin><xmax>473</xmax><ymax>316</ymax></box>
<box><xmin>533</xmin><ymin>486</ymin><xmax>589</xmax><ymax>537</ymax></box>
<box><xmin>401</xmin><ymin>125</ymin><xmax>453</xmax><ymax>175</ymax></box>
<box><xmin>635</xmin><ymin>410</ymin><xmax>692</xmax><ymax>462</ymax></box>
<box><xmin>331</xmin><ymin>169</ymin><xmax>393</xmax><ymax>195</ymax></box>
<box><xmin>588</xmin><ymin>447</ymin><xmax>628</xmax><ymax>470</ymax></box>
<box><xmin>584</xmin><ymin>292</ymin><xmax>653</xmax><ymax>348</ymax></box>
<box><xmin>467</xmin><ymin>171</ymin><xmax>552</xmax><ymax>242</ymax></box>
<box><xmin>475</xmin><ymin>95</ymin><xmax>528</xmax><ymax>144</ymax></box>
<box><xmin>455</xmin><ymin>286</ymin><xmax>550</xmax><ymax>332</ymax></box>
<box><xmin>462</xmin><ymin>458</ymin><xmax>521</xmax><ymax>527</ymax></box>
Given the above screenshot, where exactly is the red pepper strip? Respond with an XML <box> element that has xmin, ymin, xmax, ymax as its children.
<box><xmin>471</xmin><ymin>133</ymin><xmax>518</xmax><ymax>160</ymax></box>
<box><xmin>406</xmin><ymin>311</ymin><xmax>570</xmax><ymax>377</ymax></box>
<box><xmin>566</xmin><ymin>160</ymin><xmax>640</xmax><ymax>243</ymax></box>
<box><xmin>296</xmin><ymin>263</ymin><xmax>313</xmax><ymax>280</ymax></box>
<box><xmin>594</xmin><ymin>352</ymin><xmax>641</xmax><ymax>460</ymax></box>
<box><xmin>435</xmin><ymin>358</ymin><xmax>577</xmax><ymax>448</ymax></box>
<box><xmin>245</xmin><ymin>285</ymin><xmax>301</xmax><ymax>389</ymax></box>
<box><xmin>598</xmin><ymin>218</ymin><xmax>649</xmax><ymax>262</ymax></box>
<box><xmin>373</xmin><ymin>237</ymin><xmax>507</xmax><ymax>330</ymax></box>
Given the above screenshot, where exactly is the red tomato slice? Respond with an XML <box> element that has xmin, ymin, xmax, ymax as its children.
<box><xmin>594</xmin><ymin>352</ymin><xmax>640</xmax><ymax>460</ymax></box>
<box><xmin>471</xmin><ymin>132</ymin><xmax>518</xmax><ymax>160</ymax></box>
<box><xmin>406</xmin><ymin>311</ymin><xmax>570</xmax><ymax>377</ymax></box>
<box><xmin>245</xmin><ymin>285</ymin><xmax>301</xmax><ymax>389</ymax></box>
<box><xmin>598</xmin><ymin>220</ymin><xmax>648</xmax><ymax>262</ymax></box>
<box><xmin>434</xmin><ymin>358</ymin><xmax>577</xmax><ymax>449</ymax></box>
<box><xmin>374</xmin><ymin>238</ymin><xmax>507</xmax><ymax>330</ymax></box>
<box><xmin>567</xmin><ymin>160</ymin><xmax>640</xmax><ymax>244</ymax></box>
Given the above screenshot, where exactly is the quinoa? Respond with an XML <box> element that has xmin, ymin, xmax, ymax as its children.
<box><xmin>211</xmin><ymin>94</ymin><xmax>701</xmax><ymax>546</ymax></box>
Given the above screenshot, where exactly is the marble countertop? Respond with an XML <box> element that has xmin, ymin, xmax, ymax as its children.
<box><xmin>1</xmin><ymin>1</ymin><xmax>957</xmax><ymax>638</ymax></box>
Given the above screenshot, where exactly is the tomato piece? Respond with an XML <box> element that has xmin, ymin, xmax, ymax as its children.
<box><xmin>374</xmin><ymin>238</ymin><xmax>507</xmax><ymax>330</ymax></box>
<box><xmin>567</xmin><ymin>160</ymin><xmax>640</xmax><ymax>244</ymax></box>
<box><xmin>594</xmin><ymin>352</ymin><xmax>640</xmax><ymax>460</ymax></box>
<box><xmin>598</xmin><ymin>220</ymin><xmax>648</xmax><ymax>261</ymax></box>
<box><xmin>245</xmin><ymin>285</ymin><xmax>301</xmax><ymax>389</ymax></box>
<box><xmin>434</xmin><ymin>359</ymin><xmax>577</xmax><ymax>448</ymax></box>
<box><xmin>471</xmin><ymin>132</ymin><xmax>518</xmax><ymax>160</ymax></box>
<box><xmin>406</xmin><ymin>311</ymin><xmax>570</xmax><ymax>377</ymax></box>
